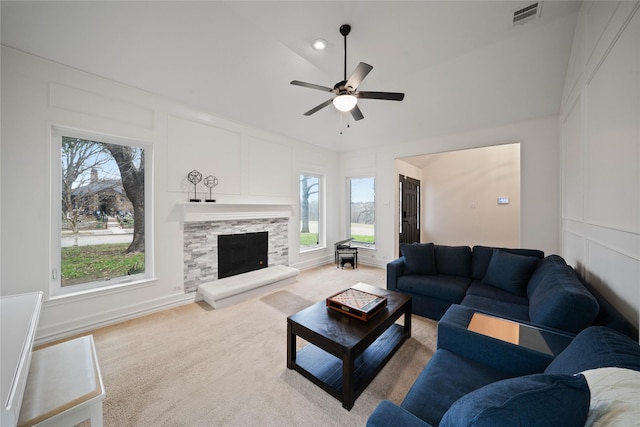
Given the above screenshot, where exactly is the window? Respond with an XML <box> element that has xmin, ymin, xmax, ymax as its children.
<box><xmin>349</xmin><ymin>177</ymin><xmax>375</xmax><ymax>245</ymax></box>
<box><xmin>51</xmin><ymin>127</ymin><xmax>151</xmax><ymax>295</ymax></box>
<box><xmin>299</xmin><ymin>173</ymin><xmax>322</xmax><ymax>250</ymax></box>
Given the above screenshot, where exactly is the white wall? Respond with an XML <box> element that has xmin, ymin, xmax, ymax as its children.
<box><xmin>413</xmin><ymin>143</ymin><xmax>521</xmax><ymax>248</ymax></box>
<box><xmin>0</xmin><ymin>47</ymin><xmax>339</xmax><ymax>342</ymax></box>
<box><xmin>341</xmin><ymin>115</ymin><xmax>561</xmax><ymax>268</ymax></box>
<box><xmin>560</xmin><ymin>2</ymin><xmax>639</xmax><ymax>329</ymax></box>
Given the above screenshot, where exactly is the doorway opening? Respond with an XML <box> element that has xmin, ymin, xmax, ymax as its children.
<box><xmin>396</xmin><ymin>143</ymin><xmax>521</xmax><ymax>249</ymax></box>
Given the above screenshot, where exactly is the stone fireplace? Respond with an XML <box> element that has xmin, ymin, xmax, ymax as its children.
<box><xmin>182</xmin><ymin>203</ymin><xmax>292</xmax><ymax>293</ymax></box>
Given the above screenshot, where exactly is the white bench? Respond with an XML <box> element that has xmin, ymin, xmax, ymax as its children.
<box><xmin>18</xmin><ymin>335</ymin><xmax>105</xmax><ymax>427</ymax></box>
<box><xmin>198</xmin><ymin>265</ymin><xmax>299</xmax><ymax>309</ymax></box>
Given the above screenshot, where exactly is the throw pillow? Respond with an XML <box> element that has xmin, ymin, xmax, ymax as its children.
<box><xmin>482</xmin><ymin>249</ymin><xmax>539</xmax><ymax>296</ymax></box>
<box><xmin>439</xmin><ymin>373</ymin><xmax>590</xmax><ymax>427</ymax></box>
<box><xmin>400</xmin><ymin>243</ymin><xmax>436</xmax><ymax>275</ymax></box>
<box><xmin>581</xmin><ymin>367</ymin><xmax>640</xmax><ymax>427</ymax></box>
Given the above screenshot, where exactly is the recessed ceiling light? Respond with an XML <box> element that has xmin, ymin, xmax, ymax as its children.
<box><xmin>312</xmin><ymin>39</ymin><xmax>327</xmax><ymax>51</ymax></box>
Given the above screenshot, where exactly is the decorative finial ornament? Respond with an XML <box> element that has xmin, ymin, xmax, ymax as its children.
<box><xmin>203</xmin><ymin>175</ymin><xmax>218</xmax><ymax>203</ymax></box>
<box><xmin>188</xmin><ymin>170</ymin><xmax>203</xmax><ymax>202</ymax></box>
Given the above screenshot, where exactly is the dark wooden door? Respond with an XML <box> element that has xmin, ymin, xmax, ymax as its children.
<box><xmin>399</xmin><ymin>175</ymin><xmax>421</xmax><ymax>255</ymax></box>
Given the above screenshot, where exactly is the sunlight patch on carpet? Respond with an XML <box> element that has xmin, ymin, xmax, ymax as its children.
<box><xmin>260</xmin><ymin>290</ymin><xmax>314</xmax><ymax>315</ymax></box>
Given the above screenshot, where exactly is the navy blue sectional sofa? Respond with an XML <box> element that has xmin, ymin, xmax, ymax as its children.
<box><xmin>367</xmin><ymin>326</ymin><xmax>640</xmax><ymax>427</ymax></box>
<box><xmin>387</xmin><ymin>244</ymin><xmax>631</xmax><ymax>336</ymax></box>
<box><xmin>368</xmin><ymin>243</ymin><xmax>639</xmax><ymax>426</ymax></box>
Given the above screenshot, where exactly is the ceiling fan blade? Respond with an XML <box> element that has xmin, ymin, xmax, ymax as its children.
<box><xmin>290</xmin><ymin>80</ymin><xmax>333</xmax><ymax>92</ymax></box>
<box><xmin>303</xmin><ymin>99</ymin><xmax>333</xmax><ymax>116</ymax></box>
<box><xmin>350</xmin><ymin>105</ymin><xmax>364</xmax><ymax>121</ymax></box>
<box><xmin>345</xmin><ymin>62</ymin><xmax>373</xmax><ymax>90</ymax></box>
<box><xmin>356</xmin><ymin>91</ymin><xmax>405</xmax><ymax>101</ymax></box>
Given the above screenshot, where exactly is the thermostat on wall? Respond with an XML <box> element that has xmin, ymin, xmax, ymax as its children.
<box><xmin>497</xmin><ymin>197</ymin><xmax>509</xmax><ymax>205</ymax></box>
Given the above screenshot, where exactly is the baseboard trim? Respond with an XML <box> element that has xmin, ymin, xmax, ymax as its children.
<box><xmin>36</xmin><ymin>293</ymin><xmax>198</xmax><ymax>345</ymax></box>
<box><xmin>291</xmin><ymin>254</ymin><xmax>334</xmax><ymax>270</ymax></box>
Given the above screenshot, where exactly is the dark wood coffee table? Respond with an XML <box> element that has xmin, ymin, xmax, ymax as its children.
<box><xmin>287</xmin><ymin>282</ymin><xmax>412</xmax><ymax>410</ymax></box>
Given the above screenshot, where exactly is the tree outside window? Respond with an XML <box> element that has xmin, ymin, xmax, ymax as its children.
<box><xmin>350</xmin><ymin>177</ymin><xmax>375</xmax><ymax>244</ymax></box>
<box><xmin>300</xmin><ymin>174</ymin><xmax>320</xmax><ymax>250</ymax></box>
<box><xmin>58</xmin><ymin>134</ymin><xmax>146</xmax><ymax>288</ymax></box>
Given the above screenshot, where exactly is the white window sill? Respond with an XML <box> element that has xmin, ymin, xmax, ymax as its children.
<box><xmin>351</xmin><ymin>242</ymin><xmax>376</xmax><ymax>250</ymax></box>
<box><xmin>299</xmin><ymin>245</ymin><xmax>327</xmax><ymax>255</ymax></box>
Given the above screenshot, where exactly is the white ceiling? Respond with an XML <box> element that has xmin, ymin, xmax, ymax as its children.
<box><xmin>1</xmin><ymin>1</ymin><xmax>581</xmax><ymax>153</ymax></box>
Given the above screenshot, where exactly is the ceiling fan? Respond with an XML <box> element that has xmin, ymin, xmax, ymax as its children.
<box><xmin>291</xmin><ymin>24</ymin><xmax>404</xmax><ymax>121</ymax></box>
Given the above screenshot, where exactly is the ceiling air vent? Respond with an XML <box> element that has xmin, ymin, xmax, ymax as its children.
<box><xmin>512</xmin><ymin>2</ymin><xmax>541</xmax><ymax>26</ymax></box>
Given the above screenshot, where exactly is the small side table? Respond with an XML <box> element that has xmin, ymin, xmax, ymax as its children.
<box><xmin>336</xmin><ymin>248</ymin><xmax>358</xmax><ymax>269</ymax></box>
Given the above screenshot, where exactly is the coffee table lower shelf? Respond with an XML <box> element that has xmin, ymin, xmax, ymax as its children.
<box><xmin>290</xmin><ymin>324</ymin><xmax>406</xmax><ymax>409</ymax></box>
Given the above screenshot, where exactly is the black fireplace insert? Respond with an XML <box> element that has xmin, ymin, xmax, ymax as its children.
<box><xmin>217</xmin><ymin>232</ymin><xmax>268</xmax><ymax>279</ymax></box>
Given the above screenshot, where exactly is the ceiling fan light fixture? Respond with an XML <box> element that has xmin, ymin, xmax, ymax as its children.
<box><xmin>333</xmin><ymin>94</ymin><xmax>357</xmax><ymax>112</ymax></box>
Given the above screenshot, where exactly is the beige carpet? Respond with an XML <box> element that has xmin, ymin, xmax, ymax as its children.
<box><xmin>82</xmin><ymin>264</ymin><xmax>437</xmax><ymax>426</ymax></box>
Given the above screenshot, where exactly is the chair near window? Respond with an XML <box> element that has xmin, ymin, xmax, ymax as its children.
<box><xmin>334</xmin><ymin>238</ymin><xmax>358</xmax><ymax>269</ymax></box>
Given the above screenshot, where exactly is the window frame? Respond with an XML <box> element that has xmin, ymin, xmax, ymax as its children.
<box><xmin>50</xmin><ymin>126</ymin><xmax>154</xmax><ymax>298</ymax></box>
<box><xmin>347</xmin><ymin>176</ymin><xmax>376</xmax><ymax>248</ymax></box>
<box><xmin>299</xmin><ymin>172</ymin><xmax>324</xmax><ymax>252</ymax></box>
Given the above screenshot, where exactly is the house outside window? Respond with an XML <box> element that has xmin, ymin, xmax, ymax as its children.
<box><xmin>349</xmin><ymin>177</ymin><xmax>375</xmax><ymax>245</ymax></box>
<box><xmin>300</xmin><ymin>173</ymin><xmax>322</xmax><ymax>251</ymax></box>
<box><xmin>51</xmin><ymin>127</ymin><xmax>152</xmax><ymax>295</ymax></box>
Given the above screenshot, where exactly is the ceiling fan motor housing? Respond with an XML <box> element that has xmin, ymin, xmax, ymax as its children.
<box><xmin>333</xmin><ymin>80</ymin><xmax>352</xmax><ymax>94</ymax></box>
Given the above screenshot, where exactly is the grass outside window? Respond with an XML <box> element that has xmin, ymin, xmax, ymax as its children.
<box><xmin>62</xmin><ymin>243</ymin><xmax>144</xmax><ymax>286</ymax></box>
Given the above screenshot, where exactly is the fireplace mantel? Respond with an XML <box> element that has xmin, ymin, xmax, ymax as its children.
<box><xmin>180</xmin><ymin>202</ymin><xmax>293</xmax><ymax>223</ymax></box>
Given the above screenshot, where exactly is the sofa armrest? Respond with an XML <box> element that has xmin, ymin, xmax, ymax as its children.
<box><xmin>438</xmin><ymin>305</ymin><xmax>555</xmax><ymax>376</ymax></box>
<box><xmin>386</xmin><ymin>257</ymin><xmax>405</xmax><ymax>291</ymax></box>
<box><xmin>367</xmin><ymin>400</ymin><xmax>433</xmax><ymax>427</ymax></box>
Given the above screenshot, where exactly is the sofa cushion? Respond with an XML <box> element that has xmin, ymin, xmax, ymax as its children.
<box><xmin>482</xmin><ymin>249</ymin><xmax>540</xmax><ymax>296</ymax></box>
<box><xmin>397</xmin><ymin>274</ymin><xmax>469</xmax><ymax>302</ymax></box>
<box><xmin>545</xmin><ymin>327</ymin><xmax>640</xmax><ymax>375</ymax></box>
<box><xmin>401</xmin><ymin>349</ymin><xmax>511</xmax><ymax>427</ymax></box>
<box><xmin>439</xmin><ymin>373</ymin><xmax>590</xmax><ymax>427</ymax></box>
<box><xmin>367</xmin><ymin>400</ymin><xmax>432</xmax><ymax>427</ymax></box>
<box><xmin>472</xmin><ymin>246</ymin><xmax>544</xmax><ymax>280</ymax></box>
<box><xmin>581</xmin><ymin>367</ymin><xmax>640</xmax><ymax>427</ymax></box>
<box><xmin>466</xmin><ymin>280</ymin><xmax>529</xmax><ymax>306</ymax></box>
<box><xmin>400</xmin><ymin>243</ymin><xmax>436</xmax><ymax>275</ymax></box>
<box><xmin>435</xmin><ymin>245</ymin><xmax>472</xmax><ymax>277</ymax></box>
<box><xmin>528</xmin><ymin>264</ymin><xmax>599</xmax><ymax>333</ymax></box>
<box><xmin>460</xmin><ymin>295</ymin><xmax>530</xmax><ymax>323</ymax></box>
<box><xmin>526</xmin><ymin>254</ymin><xmax>567</xmax><ymax>298</ymax></box>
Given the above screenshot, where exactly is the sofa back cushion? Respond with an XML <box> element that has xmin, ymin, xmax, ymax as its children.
<box><xmin>528</xmin><ymin>264</ymin><xmax>599</xmax><ymax>333</ymax></box>
<box><xmin>545</xmin><ymin>326</ymin><xmax>640</xmax><ymax>375</ymax></box>
<box><xmin>400</xmin><ymin>242</ymin><xmax>436</xmax><ymax>275</ymax></box>
<box><xmin>435</xmin><ymin>245</ymin><xmax>472</xmax><ymax>278</ymax></box>
<box><xmin>482</xmin><ymin>249</ymin><xmax>540</xmax><ymax>297</ymax></box>
<box><xmin>526</xmin><ymin>254</ymin><xmax>567</xmax><ymax>298</ymax></box>
<box><xmin>439</xmin><ymin>373</ymin><xmax>590</xmax><ymax>427</ymax></box>
<box><xmin>472</xmin><ymin>246</ymin><xmax>544</xmax><ymax>280</ymax></box>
